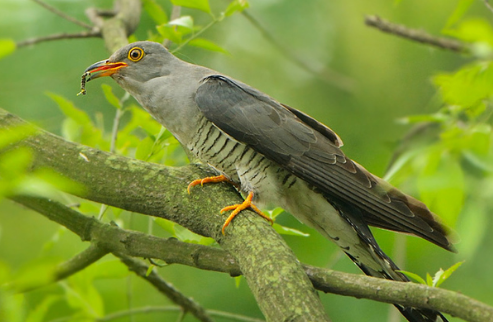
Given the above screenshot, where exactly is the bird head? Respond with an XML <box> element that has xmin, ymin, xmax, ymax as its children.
<box><xmin>83</xmin><ymin>41</ymin><xmax>174</xmax><ymax>94</ymax></box>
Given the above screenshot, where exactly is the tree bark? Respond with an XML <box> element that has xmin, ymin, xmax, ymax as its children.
<box><xmin>1</xmin><ymin>109</ymin><xmax>330</xmax><ymax>321</ymax></box>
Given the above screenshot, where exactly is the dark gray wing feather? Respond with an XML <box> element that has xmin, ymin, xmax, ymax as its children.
<box><xmin>195</xmin><ymin>75</ymin><xmax>454</xmax><ymax>252</ymax></box>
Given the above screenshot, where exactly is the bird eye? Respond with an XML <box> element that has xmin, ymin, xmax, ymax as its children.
<box><xmin>128</xmin><ymin>47</ymin><xmax>144</xmax><ymax>62</ymax></box>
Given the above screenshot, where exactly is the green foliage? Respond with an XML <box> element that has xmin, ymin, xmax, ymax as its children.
<box><xmin>142</xmin><ymin>0</ymin><xmax>168</xmax><ymax>24</ymax></box>
<box><xmin>0</xmin><ymin>38</ymin><xmax>16</xmax><ymax>60</ymax></box>
<box><xmin>224</xmin><ymin>0</ymin><xmax>250</xmax><ymax>17</ymax></box>
<box><xmin>399</xmin><ymin>261</ymin><xmax>464</xmax><ymax>287</ymax></box>
<box><xmin>171</xmin><ymin>0</ymin><xmax>211</xmax><ymax>14</ymax></box>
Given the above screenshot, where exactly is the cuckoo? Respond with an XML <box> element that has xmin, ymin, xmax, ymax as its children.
<box><xmin>82</xmin><ymin>41</ymin><xmax>455</xmax><ymax>322</ymax></box>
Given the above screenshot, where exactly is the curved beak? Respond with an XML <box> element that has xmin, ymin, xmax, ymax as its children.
<box><xmin>84</xmin><ymin>60</ymin><xmax>128</xmax><ymax>81</ymax></box>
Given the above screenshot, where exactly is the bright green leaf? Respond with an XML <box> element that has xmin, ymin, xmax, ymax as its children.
<box><xmin>146</xmin><ymin>265</ymin><xmax>155</xmax><ymax>276</ymax></box>
<box><xmin>48</xmin><ymin>93</ymin><xmax>92</xmax><ymax>125</ymax></box>
<box><xmin>0</xmin><ymin>39</ymin><xmax>16</xmax><ymax>60</ymax></box>
<box><xmin>167</xmin><ymin>16</ymin><xmax>194</xmax><ymax>30</ymax></box>
<box><xmin>26</xmin><ymin>295</ymin><xmax>60</xmax><ymax>322</ymax></box>
<box><xmin>234</xmin><ymin>275</ymin><xmax>242</xmax><ymax>288</ymax></box>
<box><xmin>101</xmin><ymin>84</ymin><xmax>121</xmax><ymax>109</ymax></box>
<box><xmin>417</xmin><ymin>150</ymin><xmax>464</xmax><ymax>226</ymax></box>
<box><xmin>444</xmin><ymin>18</ymin><xmax>493</xmax><ymax>46</ymax></box>
<box><xmin>135</xmin><ymin>136</ymin><xmax>154</xmax><ymax>160</ymax></box>
<box><xmin>443</xmin><ymin>0</ymin><xmax>474</xmax><ymax>30</ymax></box>
<box><xmin>0</xmin><ymin>124</ymin><xmax>37</xmax><ymax>150</ymax></box>
<box><xmin>433</xmin><ymin>62</ymin><xmax>493</xmax><ymax>107</ymax></box>
<box><xmin>224</xmin><ymin>0</ymin><xmax>250</xmax><ymax>17</ymax></box>
<box><xmin>143</xmin><ymin>0</ymin><xmax>168</xmax><ymax>24</ymax></box>
<box><xmin>171</xmin><ymin>0</ymin><xmax>211</xmax><ymax>14</ymax></box>
<box><xmin>397</xmin><ymin>270</ymin><xmax>427</xmax><ymax>285</ymax></box>
<box><xmin>426</xmin><ymin>273</ymin><xmax>433</xmax><ymax>286</ymax></box>
<box><xmin>273</xmin><ymin>224</ymin><xmax>309</xmax><ymax>237</ymax></box>
<box><xmin>435</xmin><ymin>261</ymin><xmax>464</xmax><ymax>287</ymax></box>
<box><xmin>188</xmin><ymin>38</ymin><xmax>229</xmax><ymax>54</ymax></box>
<box><xmin>154</xmin><ymin>218</ymin><xmax>176</xmax><ymax>235</ymax></box>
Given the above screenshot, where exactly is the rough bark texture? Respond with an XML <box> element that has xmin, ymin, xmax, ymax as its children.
<box><xmin>1</xmin><ymin>109</ymin><xmax>330</xmax><ymax>321</ymax></box>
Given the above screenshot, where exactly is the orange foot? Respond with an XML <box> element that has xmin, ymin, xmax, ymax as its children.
<box><xmin>187</xmin><ymin>174</ymin><xmax>237</xmax><ymax>194</ymax></box>
<box><xmin>220</xmin><ymin>191</ymin><xmax>273</xmax><ymax>235</ymax></box>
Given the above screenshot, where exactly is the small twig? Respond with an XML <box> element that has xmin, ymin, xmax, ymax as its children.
<box><xmin>16</xmin><ymin>30</ymin><xmax>101</xmax><ymax>48</ymax></box>
<box><xmin>164</xmin><ymin>5</ymin><xmax>182</xmax><ymax>48</ymax></box>
<box><xmin>32</xmin><ymin>0</ymin><xmax>93</xmax><ymax>29</ymax></box>
<box><xmin>485</xmin><ymin>0</ymin><xmax>493</xmax><ymax>14</ymax></box>
<box><xmin>241</xmin><ymin>11</ymin><xmax>355</xmax><ymax>92</ymax></box>
<box><xmin>365</xmin><ymin>15</ymin><xmax>467</xmax><ymax>53</ymax></box>
<box><xmin>171</xmin><ymin>19</ymin><xmax>218</xmax><ymax>54</ymax></box>
<box><xmin>92</xmin><ymin>306</ymin><xmax>265</xmax><ymax>322</ymax></box>
<box><xmin>117</xmin><ymin>255</ymin><xmax>215</xmax><ymax>322</ymax></box>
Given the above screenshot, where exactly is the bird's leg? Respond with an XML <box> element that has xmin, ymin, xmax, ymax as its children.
<box><xmin>220</xmin><ymin>191</ymin><xmax>273</xmax><ymax>235</ymax></box>
<box><xmin>187</xmin><ymin>176</ymin><xmax>273</xmax><ymax>234</ymax></box>
<box><xmin>187</xmin><ymin>174</ymin><xmax>239</xmax><ymax>194</ymax></box>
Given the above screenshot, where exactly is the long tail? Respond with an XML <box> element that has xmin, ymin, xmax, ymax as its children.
<box><xmin>333</xmin><ymin>202</ymin><xmax>449</xmax><ymax>322</ymax></box>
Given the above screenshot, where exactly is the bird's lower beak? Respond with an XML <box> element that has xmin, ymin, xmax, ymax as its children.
<box><xmin>84</xmin><ymin>60</ymin><xmax>128</xmax><ymax>81</ymax></box>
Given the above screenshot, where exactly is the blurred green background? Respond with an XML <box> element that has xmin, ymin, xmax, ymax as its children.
<box><xmin>0</xmin><ymin>0</ymin><xmax>492</xmax><ymax>321</ymax></box>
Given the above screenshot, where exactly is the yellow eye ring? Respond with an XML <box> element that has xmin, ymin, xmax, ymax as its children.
<box><xmin>128</xmin><ymin>47</ymin><xmax>144</xmax><ymax>62</ymax></box>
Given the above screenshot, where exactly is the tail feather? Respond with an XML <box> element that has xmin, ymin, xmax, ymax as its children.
<box><xmin>333</xmin><ymin>201</ymin><xmax>449</xmax><ymax>322</ymax></box>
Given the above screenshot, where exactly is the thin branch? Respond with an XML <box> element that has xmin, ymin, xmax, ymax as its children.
<box><xmin>94</xmin><ymin>306</ymin><xmax>265</xmax><ymax>322</ymax></box>
<box><xmin>32</xmin><ymin>0</ymin><xmax>93</xmax><ymax>29</ymax></box>
<box><xmin>485</xmin><ymin>0</ymin><xmax>493</xmax><ymax>14</ymax></box>
<box><xmin>241</xmin><ymin>11</ymin><xmax>355</xmax><ymax>92</ymax></box>
<box><xmin>365</xmin><ymin>15</ymin><xmax>467</xmax><ymax>53</ymax></box>
<box><xmin>171</xmin><ymin>19</ymin><xmax>218</xmax><ymax>54</ymax></box>
<box><xmin>54</xmin><ymin>244</ymin><xmax>108</xmax><ymax>280</ymax></box>
<box><xmin>16</xmin><ymin>30</ymin><xmax>101</xmax><ymax>48</ymax></box>
<box><xmin>117</xmin><ymin>255</ymin><xmax>214</xmax><ymax>322</ymax></box>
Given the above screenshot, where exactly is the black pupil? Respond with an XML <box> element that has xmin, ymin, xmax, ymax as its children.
<box><xmin>131</xmin><ymin>50</ymin><xmax>140</xmax><ymax>58</ymax></box>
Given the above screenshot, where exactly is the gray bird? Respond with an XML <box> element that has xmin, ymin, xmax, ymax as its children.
<box><xmin>83</xmin><ymin>41</ymin><xmax>454</xmax><ymax>322</ymax></box>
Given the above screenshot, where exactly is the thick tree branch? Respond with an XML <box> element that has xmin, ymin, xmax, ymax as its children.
<box><xmin>365</xmin><ymin>15</ymin><xmax>467</xmax><ymax>53</ymax></box>
<box><xmin>11</xmin><ymin>194</ymin><xmax>493</xmax><ymax>322</ymax></box>
<box><xmin>2</xmin><ymin>109</ymin><xmax>330</xmax><ymax>322</ymax></box>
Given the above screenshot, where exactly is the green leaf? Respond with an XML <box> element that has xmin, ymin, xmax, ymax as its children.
<box><xmin>0</xmin><ymin>124</ymin><xmax>37</xmax><ymax>150</ymax></box>
<box><xmin>0</xmin><ymin>39</ymin><xmax>16</xmax><ymax>60</ymax></box>
<box><xmin>426</xmin><ymin>273</ymin><xmax>433</xmax><ymax>287</ymax></box>
<box><xmin>266</xmin><ymin>207</ymin><xmax>285</xmax><ymax>219</ymax></box>
<box><xmin>146</xmin><ymin>265</ymin><xmax>155</xmax><ymax>276</ymax></box>
<box><xmin>171</xmin><ymin>0</ymin><xmax>211</xmax><ymax>13</ymax></box>
<box><xmin>434</xmin><ymin>63</ymin><xmax>493</xmax><ymax>107</ymax></box>
<box><xmin>48</xmin><ymin>93</ymin><xmax>92</xmax><ymax>124</ymax></box>
<box><xmin>143</xmin><ymin>0</ymin><xmax>168</xmax><ymax>24</ymax></box>
<box><xmin>224</xmin><ymin>0</ymin><xmax>250</xmax><ymax>17</ymax></box>
<box><xmin>417</xmin><ymin>149</ymin><xmax>464</xmax><ymax>226</ymax></box>
<box><xmin>101</xmin><ymin>84</ymin><xmax>121</xmax><ymax>109</ymax></box>
<box><xmin>273</xmin><ymin>224</ymin><xmax>309</xmax><ymax>237</ymax></box>
<box><xmin>154</xmin><ymin>218</ymin><xmax>176</xmax><ymax>235</ymax></box>
<box><xmin>167</xmin><ymin>15</ymin><xmax>194</xmax><ymax>30</ymax></box>
<box><xmin>443</xmin><ymin>0</ymin><xmax>474</xmax><ymax>30</ymax></box>
<box><xmin>25</xmin><ymin>295</ymin><xmax>60</xmax><ymax>322</ymax></box>
<box><xmin>444</xmin><ymin>18</ymin><xmax>493</xmax><ymax>46</ymax></box>
<box><xmin>397</xmin><ymin>270</ymin><xmax>427</xmax><ymax>285</ymax></box>
<box><xmin>188</xmin><ymin>38</ymin><xmax>229</xmax><ymax>54</ymax></box>
<box><xmin>135</xmin><ymin>136</ymin><xmax>154</xmax><ymax>160</ymax></box>
<box><xmin>434</xmin><ymin>261</ymin><xmax>464</xmax><ymax>287</ymax></box>
<box><xmin>0</xmin><ymin>290</ymin><xmax>25</xmax><ymax>322</ymax></box>
<box><xmin>234</xmin><ymin>275</ymin><xmax>242</xmax><ymax>288</ymax></box>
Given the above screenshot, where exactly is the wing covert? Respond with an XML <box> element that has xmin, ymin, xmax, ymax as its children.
<box><xmin>195</xmin><ymin>75</ymin><xmax>454</xmax><ymax>251</ymax></box>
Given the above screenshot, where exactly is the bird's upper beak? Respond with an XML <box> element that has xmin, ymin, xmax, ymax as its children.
<box><xmin>84</xmin><ymin>59</ymin><xmax>128</xmax><ymax>81</ymax></box>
